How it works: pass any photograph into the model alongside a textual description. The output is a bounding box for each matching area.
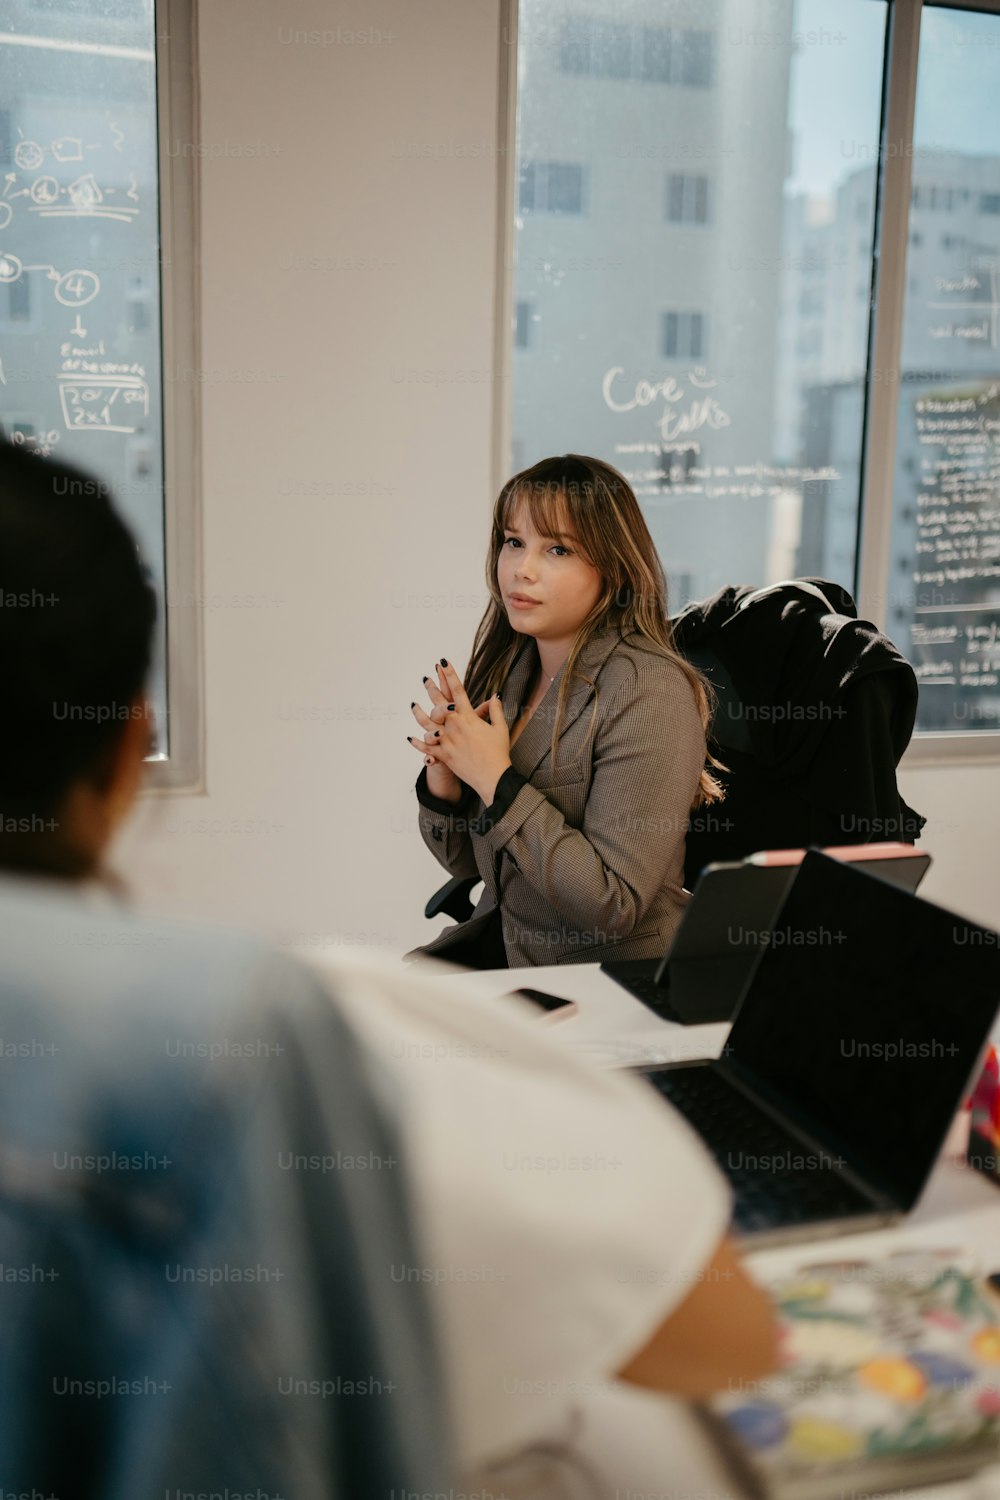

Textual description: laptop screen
[726,850,1000,1209]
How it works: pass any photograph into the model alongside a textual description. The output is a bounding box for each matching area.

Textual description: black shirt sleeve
[469,765,528,834]
[414,766,477,817]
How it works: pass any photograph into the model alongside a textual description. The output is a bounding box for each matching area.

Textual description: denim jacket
[0,873,450,1499]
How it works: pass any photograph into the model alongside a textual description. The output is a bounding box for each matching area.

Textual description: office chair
[424,872,479,924]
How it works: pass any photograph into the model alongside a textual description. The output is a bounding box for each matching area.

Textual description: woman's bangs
[499,478,582,550]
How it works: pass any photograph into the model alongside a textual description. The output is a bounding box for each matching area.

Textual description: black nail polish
[440,658,448,667]
[422,676,429,684]
[410,701,415,708]
[447,703,455,711]
[434,730,440,737]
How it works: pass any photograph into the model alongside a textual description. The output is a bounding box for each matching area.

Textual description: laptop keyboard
[603,960,742,1025]
[646,1065,874,1233]
[613,973,679,1020]
[601,961,684,1021]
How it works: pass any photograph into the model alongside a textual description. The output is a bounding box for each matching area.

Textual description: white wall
[118,0,505,958]
[117,0,1000,949]
[899,765,999,931]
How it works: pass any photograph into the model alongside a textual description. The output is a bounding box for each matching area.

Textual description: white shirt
[294,947,733,1474]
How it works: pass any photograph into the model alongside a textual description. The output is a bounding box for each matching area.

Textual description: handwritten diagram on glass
[885,6,1000,734]
[0,1,166,750]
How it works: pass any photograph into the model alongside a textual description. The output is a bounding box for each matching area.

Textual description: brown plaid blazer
[410,627,707,968]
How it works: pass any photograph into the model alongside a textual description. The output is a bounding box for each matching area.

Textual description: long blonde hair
[464,454,724,808]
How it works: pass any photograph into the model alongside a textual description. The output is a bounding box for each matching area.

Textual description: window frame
[660,308,707,362]
[518,158,587,215]
[498,0,1000,766]
[555,17,715,86]
[665,171,711,226]
[145,0,203,792]
[514,297,534,350]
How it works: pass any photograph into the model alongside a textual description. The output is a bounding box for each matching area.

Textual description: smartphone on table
[503,988,578,1020]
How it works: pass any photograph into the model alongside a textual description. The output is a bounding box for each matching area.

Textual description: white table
[442,960,1000,1500]
[437,957,732,1065]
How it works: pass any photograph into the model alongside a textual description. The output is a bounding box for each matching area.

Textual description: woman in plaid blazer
[406,455,722,969]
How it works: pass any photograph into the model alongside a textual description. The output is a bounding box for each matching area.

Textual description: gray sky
[786,0,886,199]
[786,0,1000,201]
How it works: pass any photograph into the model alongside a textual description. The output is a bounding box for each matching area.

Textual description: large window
[0,0,199,786]
[509,0,1000,755]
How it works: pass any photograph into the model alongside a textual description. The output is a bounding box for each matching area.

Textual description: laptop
[603,843,932,1025]
[634,850,1000,1247]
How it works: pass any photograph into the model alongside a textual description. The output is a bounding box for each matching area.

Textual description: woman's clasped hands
[408,660,511,809]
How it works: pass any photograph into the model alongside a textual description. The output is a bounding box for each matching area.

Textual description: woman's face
[497,500,604,644]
